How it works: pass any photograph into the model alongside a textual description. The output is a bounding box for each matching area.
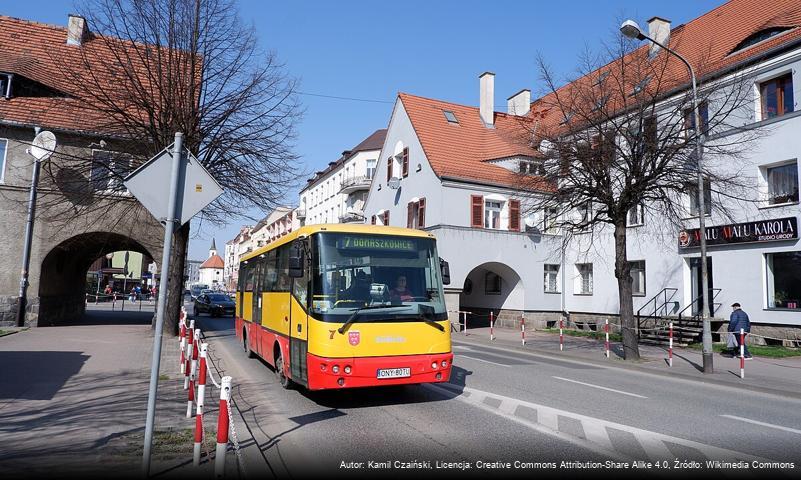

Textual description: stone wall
[0,295,18,327]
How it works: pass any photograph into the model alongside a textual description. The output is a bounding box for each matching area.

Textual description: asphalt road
[194,314,801,478]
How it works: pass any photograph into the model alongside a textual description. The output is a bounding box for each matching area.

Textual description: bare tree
[39,0,302,333]
[516,34,768,360]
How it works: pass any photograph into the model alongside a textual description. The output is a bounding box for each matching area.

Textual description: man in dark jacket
[728,302,752,359]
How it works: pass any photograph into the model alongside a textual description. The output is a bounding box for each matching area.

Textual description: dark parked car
[194,293,236,317]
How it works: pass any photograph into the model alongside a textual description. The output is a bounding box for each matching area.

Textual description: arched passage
[459,262,525,328]
[38,232,157,325]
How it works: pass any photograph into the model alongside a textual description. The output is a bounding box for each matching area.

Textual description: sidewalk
[0,309,248,478]
[454,325,801,398]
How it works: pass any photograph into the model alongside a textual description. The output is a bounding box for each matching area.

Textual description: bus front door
[252,263,263,356]
[289,294,308,386]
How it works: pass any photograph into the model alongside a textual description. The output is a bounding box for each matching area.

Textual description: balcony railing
[339,211,366,223]
[339,175,371,194]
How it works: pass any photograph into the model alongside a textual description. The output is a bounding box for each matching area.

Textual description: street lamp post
[621,20,713,373]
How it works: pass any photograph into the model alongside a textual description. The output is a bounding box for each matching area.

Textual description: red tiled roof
[200,254,224,269]
[399,92,550,190]
[0,15,167,136]
[301,129,387,191]
[533,0,801,133]
[400,0,801,190]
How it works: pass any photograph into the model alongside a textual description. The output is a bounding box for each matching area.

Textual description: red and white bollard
[740,328,745,379]
[604,319,609,358]
[559,319,564,351]
[179,316,187,374]
[490,311,495,341]
[462,312,468,336]
[668,322,674,367]
[193,343,209,467]
[215,376,232,479]
[184,320,195,390]
[521,313,526,346]
[187,328,200,418]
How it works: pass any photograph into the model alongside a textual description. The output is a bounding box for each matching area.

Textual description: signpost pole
[142,133,185,476]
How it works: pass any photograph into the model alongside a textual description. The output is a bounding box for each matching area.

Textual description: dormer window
[518,160,545,175]
[443,110,459,124]
[593,71,610,87]
[630,76,652,96]
[729,27,793,55]
[0,74,10,98]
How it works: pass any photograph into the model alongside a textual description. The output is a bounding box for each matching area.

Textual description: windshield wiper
[417,304,444,331]
[337,304,409,334]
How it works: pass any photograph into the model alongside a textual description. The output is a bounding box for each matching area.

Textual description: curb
[453,333,801,401]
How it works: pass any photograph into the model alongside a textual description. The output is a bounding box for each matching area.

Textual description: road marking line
[429,383,771,464]
[456,355,511,368]
[720,415,801,435]
[552,376,648,399]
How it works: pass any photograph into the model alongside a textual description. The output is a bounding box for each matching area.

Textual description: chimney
[647,16,671,57]
[67,14,87,46]
[479,72,495,127]
[507,89,531,116]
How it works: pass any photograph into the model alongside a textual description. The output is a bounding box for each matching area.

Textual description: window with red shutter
[509,200,520,232]
[407,202,414,228]
[402,147,409,177]
[383,211,390,226]
[418,198,426,228]
[471,195,483,228]
[387,157,393,182]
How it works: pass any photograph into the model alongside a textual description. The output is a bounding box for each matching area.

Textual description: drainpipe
[15,126,42,326]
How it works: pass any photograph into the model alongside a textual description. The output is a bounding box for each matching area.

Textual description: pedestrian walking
[130,287,137,303]
[728,302,752,359]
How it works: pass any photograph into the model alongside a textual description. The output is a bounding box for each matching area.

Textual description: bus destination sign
[678,217,797,250]
[337,236,417,252]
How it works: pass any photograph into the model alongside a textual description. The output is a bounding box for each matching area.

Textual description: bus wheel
[275,348,291,389]
[243,331,254,359]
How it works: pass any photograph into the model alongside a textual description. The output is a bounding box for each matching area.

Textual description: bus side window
[276,245,291,292]
[261,250,278,292]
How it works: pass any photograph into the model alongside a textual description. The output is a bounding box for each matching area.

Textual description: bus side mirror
[289,242,304,278]
[440,259,450,285]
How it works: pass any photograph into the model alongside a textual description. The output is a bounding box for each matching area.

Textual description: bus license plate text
[377,367,411,379]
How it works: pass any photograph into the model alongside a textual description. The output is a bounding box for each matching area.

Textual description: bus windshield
[311,233,447,322]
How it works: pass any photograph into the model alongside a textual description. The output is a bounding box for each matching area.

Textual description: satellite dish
[524,215,537,228]
[539,139,554,154]
[30,131,57,161]
[388,177,400,190]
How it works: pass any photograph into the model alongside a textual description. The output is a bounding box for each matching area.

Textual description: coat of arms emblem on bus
[348,331,361,346]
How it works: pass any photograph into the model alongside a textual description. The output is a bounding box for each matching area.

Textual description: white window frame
[366,158,377,179]
[764,251,801,310]
[629,260,646,296]
[759,159,799,207]
[627,204,645,227]
[544,264,560,294]
[0,138,8,184]
[484,200,503,229]
[543,207,559,234]
[574,263,593,295]
[685,178,712,218]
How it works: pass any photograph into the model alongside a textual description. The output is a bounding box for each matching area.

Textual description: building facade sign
[678,217,797,250]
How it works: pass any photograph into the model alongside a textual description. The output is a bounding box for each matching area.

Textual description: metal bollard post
[187,328,200,418]
[463,312,468,336]
[669,322,673,367]
[184,320,195,390]
[521,313,526,346]
[740,328,745,379]
[490,311,495,341]
[559,318,564,351]
[179,318,187,375]
[193,343,208,467]
[215,376,232,479]
[604,319,609,359]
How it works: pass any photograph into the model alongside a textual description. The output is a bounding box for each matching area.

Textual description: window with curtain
[760,73,794,120]
[576,263,593,294]
[544,264,560,293]
[767,162,799,204]
[629,261,646,296]
[484,200,502,229]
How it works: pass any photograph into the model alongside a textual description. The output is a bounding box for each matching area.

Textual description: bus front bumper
[306,352,453,390]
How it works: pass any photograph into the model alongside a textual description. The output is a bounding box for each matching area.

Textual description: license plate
[376,367,411,379]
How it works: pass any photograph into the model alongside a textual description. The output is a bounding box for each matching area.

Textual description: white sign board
[124,144,223,226]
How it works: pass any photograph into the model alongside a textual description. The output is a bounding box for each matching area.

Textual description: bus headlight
[344,366,351,374]
[441,360,448,368]
[431,362,438,369]
[332,365,340,374]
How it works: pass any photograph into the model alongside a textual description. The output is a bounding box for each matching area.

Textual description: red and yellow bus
[235,224,453,390]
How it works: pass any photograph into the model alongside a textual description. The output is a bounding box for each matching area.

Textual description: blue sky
[5,0,724,260]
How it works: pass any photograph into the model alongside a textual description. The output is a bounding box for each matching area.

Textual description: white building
[224,226,252,290]
[184,259,202,287]
[249,206,300,251]
[199,239,225,289]
[364,0,801,342]
[298,129,386,225]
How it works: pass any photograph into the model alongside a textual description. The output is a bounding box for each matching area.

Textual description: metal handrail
[636,287,678,336]
[677,288,722,322]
